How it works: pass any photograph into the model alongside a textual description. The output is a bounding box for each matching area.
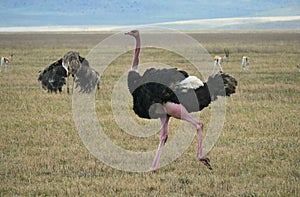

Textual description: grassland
[0,30,299,196]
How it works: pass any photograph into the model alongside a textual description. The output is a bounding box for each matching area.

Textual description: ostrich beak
[125,30,138,36]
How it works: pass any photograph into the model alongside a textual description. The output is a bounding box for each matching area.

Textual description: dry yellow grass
[0,31,299,196]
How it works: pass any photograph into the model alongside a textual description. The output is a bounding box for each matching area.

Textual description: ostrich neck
[132,35,140,71]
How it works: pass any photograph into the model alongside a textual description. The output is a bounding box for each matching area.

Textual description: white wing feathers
[177,76,204,92]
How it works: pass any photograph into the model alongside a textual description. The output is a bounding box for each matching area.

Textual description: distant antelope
[297,65,300,72]
[213,48,229,73]
[0,54,13,72]
[241,56,250,71]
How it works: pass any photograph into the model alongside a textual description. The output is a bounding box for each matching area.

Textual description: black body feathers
[128,68,187,118]
[74,59,100,93]
[38,52,100,93]
[128,68,237,119]
[38,59,67,93]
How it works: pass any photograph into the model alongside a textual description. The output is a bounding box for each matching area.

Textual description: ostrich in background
[38,58,67,93]
[125,30,238,172]
[38,51,100,93]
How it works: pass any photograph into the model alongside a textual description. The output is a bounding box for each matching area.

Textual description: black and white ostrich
[38,58,67,93]
[125,30,238,171]
[38,51,100,93]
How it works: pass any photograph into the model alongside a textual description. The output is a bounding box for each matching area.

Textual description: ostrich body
[74,57,100,93]
[125,30,237,171]
[38,51,100,93]
[38,58,67,93]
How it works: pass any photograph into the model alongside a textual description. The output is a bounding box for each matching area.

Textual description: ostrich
[38,51,100,93]
[241,56,250,71]
[125,30,238,171]
[38,58,67,93]
[213,48,229,73]
[74,58,101,93]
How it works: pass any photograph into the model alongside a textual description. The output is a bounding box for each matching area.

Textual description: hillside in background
[0,16,299,32]
[0,0,299,29]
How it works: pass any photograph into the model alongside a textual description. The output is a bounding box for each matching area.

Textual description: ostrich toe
[199,158,212,170]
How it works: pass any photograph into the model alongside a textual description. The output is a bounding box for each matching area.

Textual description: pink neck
[132,35,140,71]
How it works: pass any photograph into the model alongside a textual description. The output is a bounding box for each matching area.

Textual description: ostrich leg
[67,75,70,94]
[165,102,212,170]
[150,117,170,172]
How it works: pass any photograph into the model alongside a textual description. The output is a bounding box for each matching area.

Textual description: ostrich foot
[148,168,157,173]
[199,158,212,170]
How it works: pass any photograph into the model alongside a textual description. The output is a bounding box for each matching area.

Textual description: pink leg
[150,117,169,172]
[165,102,212,170]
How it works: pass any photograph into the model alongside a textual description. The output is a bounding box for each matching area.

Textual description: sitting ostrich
[38,51,100,93]
[61,51,100,93]
[38,58,67,93]
[125,30,238,171]
[73,56,101,93]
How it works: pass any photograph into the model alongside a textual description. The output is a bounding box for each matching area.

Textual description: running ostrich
[125,30,238,171]
[213,48,229,73]
[38,51,100,93]
[241,56,250,71]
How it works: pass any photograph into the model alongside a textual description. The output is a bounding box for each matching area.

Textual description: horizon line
[0,16,299,32]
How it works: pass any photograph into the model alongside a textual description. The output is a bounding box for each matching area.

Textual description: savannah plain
[0,30,299,196]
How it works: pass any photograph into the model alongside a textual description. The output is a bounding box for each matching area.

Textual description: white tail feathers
[178,76,204,91]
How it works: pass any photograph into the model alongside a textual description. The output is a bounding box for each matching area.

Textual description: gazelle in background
[0,54,13,72]
[297,65,300,72]
[241,56,250,71]
[213,48,229,73]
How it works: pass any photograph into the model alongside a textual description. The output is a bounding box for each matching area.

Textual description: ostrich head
[62,51,82,75]
[125,30,139,38]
